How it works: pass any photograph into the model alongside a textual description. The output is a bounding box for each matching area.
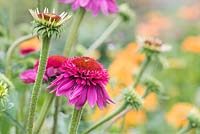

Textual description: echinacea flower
[19,37,40,55]
[20,55,66,83]
[48,56,113,110]
[137,36,171,53]
[29,8,72,37]
[59,0,118,16]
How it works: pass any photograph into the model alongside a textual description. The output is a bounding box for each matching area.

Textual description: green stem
[3,111,25,133]
[26,35,51,134]
[83,103,127,134]
[69,107,83,134]
[118,114,126,134]
[5,34,34,78]
[142,90,150,99]
[133,56,151,88]
[63,7,85,56]
[52,97,60,134]
[34,94,55,134]
[177,124,192,134]
[86,17,122,54]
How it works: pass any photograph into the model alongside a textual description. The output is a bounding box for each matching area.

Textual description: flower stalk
[69,107,83,134]
[5,34,34,78]
[52,97,60,134]
[177,124,192,134]
[86,17,122,54]
[3,111,25,132]
[83,103,127,134]
[34,94,55,134]
[26,35,51,134]
[133,56,151,88]
[63,7,85,56]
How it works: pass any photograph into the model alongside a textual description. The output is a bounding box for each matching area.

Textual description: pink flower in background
[58,0,118,16]
[20,55,66,83]
[48,56,113,110]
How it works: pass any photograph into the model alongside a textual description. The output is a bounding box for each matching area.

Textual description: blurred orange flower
[178,4,200,21]
[166,103,195,128]
[117,110,146,128]
[136,85,158,111]
[19,37,40,55]
[136,12,172,38]
[182,36,200,53]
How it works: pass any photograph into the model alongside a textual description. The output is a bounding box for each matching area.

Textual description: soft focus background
[1,0,200,134]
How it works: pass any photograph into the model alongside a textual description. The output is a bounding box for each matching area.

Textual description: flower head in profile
[187,108,200,128]
[0,81,8,100]
[137,36,171,54]
[20,55,66,83]
[59,0,118,16]
[29,8,72,37]
[19,37,40,55]
[48,56,113,110]
[0,74,14,111]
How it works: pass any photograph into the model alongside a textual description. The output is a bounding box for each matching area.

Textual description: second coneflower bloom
[48,56,113,110]
[20,55,67,83]
[59,0,118,16]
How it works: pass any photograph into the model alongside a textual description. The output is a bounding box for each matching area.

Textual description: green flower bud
[187,109,200,128]
[0,73,14,111]
[123,88,143,110]
[0,81,8,99]
[118,4,135,22]
[143,76,163,95]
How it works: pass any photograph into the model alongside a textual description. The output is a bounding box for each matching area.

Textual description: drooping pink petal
[87,86,97,108]
[75,88,87,110]
[100,0,109,15]
[79,0,90,7]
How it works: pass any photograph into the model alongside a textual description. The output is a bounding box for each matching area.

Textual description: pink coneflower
[59,0,118,16]
[20,55,66,83]
[48,56,113,110]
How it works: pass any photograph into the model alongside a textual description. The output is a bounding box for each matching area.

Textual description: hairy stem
[86,17,122,54]
[34,94,55,134]
[51,97,60,134]
[63,7,85,56]
[133,56,151,88]
[69,107,83,134]
[26,35,51,134]
[5,34,34,78]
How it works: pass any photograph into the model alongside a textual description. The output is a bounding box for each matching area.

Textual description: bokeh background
[1,0,200,133]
